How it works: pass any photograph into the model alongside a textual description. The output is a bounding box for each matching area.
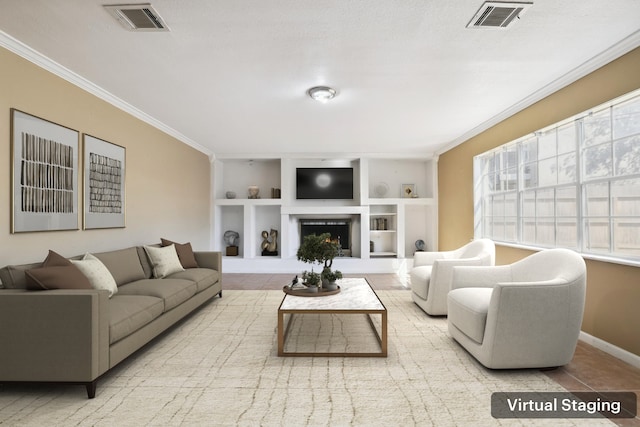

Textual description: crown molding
[437,29,640,156]
[0,30,213,157]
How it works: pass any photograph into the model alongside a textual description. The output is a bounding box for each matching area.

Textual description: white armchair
[410,239,495,315]
[447,248,586,369]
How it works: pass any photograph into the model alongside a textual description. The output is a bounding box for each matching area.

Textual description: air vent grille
[104,3,169,31]
[467,1,532,29]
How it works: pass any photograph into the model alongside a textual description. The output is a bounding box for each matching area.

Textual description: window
[474,89,640,263]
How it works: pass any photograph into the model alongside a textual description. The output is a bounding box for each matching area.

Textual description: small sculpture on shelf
[224,230,239,256]
[260,228,278,256]
[248,185,259,199]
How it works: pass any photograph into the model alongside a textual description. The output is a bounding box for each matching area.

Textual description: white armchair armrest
[411,239,496,315]
[413,251,446,267]
[450,264,511,290]
[425,258,492,314]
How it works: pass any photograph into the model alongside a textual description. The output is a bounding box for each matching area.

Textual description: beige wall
[438,47,640,357]
[0,47,211,267]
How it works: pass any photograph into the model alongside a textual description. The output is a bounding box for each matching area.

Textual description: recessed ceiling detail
[104,3,169,31]
[466,1,533,29]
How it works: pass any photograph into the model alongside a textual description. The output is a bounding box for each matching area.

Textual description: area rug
[0,290,614,426]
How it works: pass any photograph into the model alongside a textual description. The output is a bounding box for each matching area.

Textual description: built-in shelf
[213,156,438,273]
[370,251,398,258]
[216,198,282,206]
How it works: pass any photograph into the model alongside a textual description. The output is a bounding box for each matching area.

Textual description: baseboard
[579,331,640,370]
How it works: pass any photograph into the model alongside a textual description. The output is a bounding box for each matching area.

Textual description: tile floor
[222,273,640,426]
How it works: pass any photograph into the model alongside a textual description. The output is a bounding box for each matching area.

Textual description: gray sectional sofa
[0,244,222,398]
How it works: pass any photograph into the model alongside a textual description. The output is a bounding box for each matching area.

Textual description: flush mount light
[308,86,337,102]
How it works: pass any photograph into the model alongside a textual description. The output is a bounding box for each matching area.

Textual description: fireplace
[299,219,351,257]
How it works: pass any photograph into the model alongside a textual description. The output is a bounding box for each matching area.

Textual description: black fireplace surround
[299,219,351,254]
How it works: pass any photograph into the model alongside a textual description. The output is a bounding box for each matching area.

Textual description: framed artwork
[10,109,79,233]
[83,134,126,229]
[402,183,416,198]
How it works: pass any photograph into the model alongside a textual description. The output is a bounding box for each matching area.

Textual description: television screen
[296,167,354,199]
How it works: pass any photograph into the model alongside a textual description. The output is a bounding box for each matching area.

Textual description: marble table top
[279,277,385,311]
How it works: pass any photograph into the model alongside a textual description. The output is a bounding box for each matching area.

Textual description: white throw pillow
[144,244,185,278]
[71,253,118,298]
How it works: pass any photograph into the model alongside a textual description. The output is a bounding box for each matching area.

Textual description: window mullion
[576,118,585,253]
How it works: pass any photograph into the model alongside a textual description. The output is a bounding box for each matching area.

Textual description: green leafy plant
[321,266,342,283]
[297,233,342,286]
[296,233,339,269]
[301,270,321,287]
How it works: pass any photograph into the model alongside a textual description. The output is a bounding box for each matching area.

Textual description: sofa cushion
[71,253,118,298]
[447,287,493,344]
[410,265,432,300]
[93,247,146,287]
[143,245,185,279]
[24,250,92,291]
[161,238,198,269]
[117,278,197,312]
[25,265,92,291]
[0,262,43,289]
[137,246,154,279]
[41,250,69,267]
[108,295,164,344]
[167,268,220,293]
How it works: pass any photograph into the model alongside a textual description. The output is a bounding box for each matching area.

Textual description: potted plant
[321,267,342,290]
[301,270,321,292]
[297,233,342,291]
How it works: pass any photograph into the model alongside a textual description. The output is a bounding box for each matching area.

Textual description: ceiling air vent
[104,3,169,31]
[466,1,532,29]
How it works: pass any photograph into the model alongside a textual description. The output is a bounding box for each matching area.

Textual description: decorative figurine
[261,228,278,256]
[224,230,240,256]
[248,185,259,199]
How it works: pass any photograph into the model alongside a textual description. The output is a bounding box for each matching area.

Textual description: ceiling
[1,1,639,159]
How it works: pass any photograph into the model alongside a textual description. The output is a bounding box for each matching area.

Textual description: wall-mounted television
[296,167,354,200]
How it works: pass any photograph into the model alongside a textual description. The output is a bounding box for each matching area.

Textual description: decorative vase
[225,191,236,199]
[248,186,259,199]
[322,279,338,291]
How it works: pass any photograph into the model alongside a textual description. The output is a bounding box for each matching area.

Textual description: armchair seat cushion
[448,287,492,344]
[409,266,432,299]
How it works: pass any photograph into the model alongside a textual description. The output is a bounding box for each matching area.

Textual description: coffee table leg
[277,310,284,356]
[381,310,388,357]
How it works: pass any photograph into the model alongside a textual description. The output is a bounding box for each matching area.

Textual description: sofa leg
[86,381,97,399]
[219,291,223,298]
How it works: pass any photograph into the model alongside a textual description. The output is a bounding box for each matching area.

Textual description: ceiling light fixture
[308,86,337,102]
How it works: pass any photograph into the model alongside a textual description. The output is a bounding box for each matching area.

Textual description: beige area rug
[0,290,614,427]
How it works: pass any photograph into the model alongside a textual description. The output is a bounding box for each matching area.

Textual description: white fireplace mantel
[281,206,368,215]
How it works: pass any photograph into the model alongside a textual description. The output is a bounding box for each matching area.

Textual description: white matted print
[83,134,125,229]
[402,183,416,198]
[11,109,79,233]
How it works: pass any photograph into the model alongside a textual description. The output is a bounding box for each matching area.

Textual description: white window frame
[474,88,640,267]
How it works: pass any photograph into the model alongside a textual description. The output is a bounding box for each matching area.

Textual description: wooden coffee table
[277,277,387,357]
